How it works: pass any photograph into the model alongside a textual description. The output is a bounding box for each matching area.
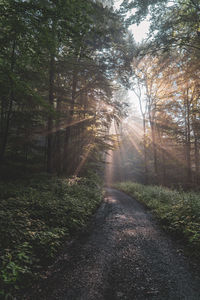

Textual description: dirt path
[36,188,200,300]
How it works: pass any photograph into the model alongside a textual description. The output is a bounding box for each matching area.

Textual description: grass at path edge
[114,182,200,258]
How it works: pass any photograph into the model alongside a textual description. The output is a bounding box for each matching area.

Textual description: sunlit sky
[129,21,149,43]
[126,17,149,115]
[114,0,150,43]
[114,0,150,115]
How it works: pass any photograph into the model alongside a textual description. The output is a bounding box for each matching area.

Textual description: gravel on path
[35,188,200,300]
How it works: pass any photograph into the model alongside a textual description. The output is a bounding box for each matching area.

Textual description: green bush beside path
[0,174,102,298]
[115,182,200,257]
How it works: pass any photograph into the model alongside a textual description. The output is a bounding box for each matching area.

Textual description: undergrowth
[115,182,200,257]
[0,174,102,299]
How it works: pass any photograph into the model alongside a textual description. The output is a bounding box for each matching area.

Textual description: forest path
[37,188,200,300]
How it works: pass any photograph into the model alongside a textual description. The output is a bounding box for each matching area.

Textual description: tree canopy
[0,0,135,178]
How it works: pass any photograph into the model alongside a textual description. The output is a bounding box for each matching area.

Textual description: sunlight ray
[125,129,144,158]
[104,121,117,186]
[74,142,95,176]
[36,116,95,136]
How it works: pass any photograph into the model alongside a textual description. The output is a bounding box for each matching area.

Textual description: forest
[0,0,200,298]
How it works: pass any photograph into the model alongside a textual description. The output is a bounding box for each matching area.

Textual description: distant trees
[114,0,200,188]
[123,52,200,188]
[0,0,134,177]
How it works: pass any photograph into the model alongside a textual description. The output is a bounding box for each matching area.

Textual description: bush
[0,175,102,298]
[115,182,200,256]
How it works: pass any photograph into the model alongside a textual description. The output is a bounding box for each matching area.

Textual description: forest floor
[31,188,200,300]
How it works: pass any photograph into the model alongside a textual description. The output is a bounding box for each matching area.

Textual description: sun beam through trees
[1,0,200,297]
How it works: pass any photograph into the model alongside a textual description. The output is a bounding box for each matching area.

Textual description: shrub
[115,182,200,256]
[0,174,102,298]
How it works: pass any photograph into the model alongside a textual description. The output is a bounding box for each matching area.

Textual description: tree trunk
[143,116,148,184]
[150,117,158,181]
[194,135,199,183]
[55,98,62,175]
[47,54,55,173]
[63,69,77,174]
[185,90,192,184]
[0,39,16,162]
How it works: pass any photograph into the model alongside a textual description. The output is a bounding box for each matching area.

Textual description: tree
[0,0,134,178]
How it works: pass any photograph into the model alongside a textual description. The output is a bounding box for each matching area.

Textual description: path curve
[37,188,200,300]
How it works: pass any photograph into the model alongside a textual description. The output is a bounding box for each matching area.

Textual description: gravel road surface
[36,188,200,300]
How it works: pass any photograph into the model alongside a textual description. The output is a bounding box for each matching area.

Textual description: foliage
[120,0,200,52]
[120,50,200,188]
[0,174,102,298]
[0,0,134,176]
[116,0,200,189]
[115,182,200,256]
